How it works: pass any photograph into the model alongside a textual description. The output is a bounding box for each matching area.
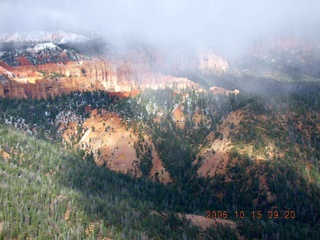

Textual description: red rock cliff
[0,59,200,99]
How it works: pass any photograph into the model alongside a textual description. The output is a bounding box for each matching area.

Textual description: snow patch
[32,43,59,51]
[0,30,89,44]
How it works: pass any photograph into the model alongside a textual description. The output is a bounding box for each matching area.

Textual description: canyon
[0,31,237,99]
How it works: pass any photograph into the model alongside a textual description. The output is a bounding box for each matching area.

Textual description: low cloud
[0,0,319,53]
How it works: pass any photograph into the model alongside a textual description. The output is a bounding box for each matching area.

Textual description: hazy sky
[0,0,319,49]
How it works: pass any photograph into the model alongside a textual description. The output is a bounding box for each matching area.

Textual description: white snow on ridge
[30,43,59,52]
[0,30,89,44]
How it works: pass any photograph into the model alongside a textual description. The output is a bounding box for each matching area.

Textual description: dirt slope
[194,110,243,178]
[61,109,172,183]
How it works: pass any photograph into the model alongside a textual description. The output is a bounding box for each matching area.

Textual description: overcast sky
[0,0,319,50]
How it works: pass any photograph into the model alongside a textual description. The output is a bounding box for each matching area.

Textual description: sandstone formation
[197,49,229,74]
[0,59,200,99]
[209,86,240,95]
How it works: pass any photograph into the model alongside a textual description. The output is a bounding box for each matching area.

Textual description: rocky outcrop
[197,49,229,74]
[131,44,229,76]
[209,86,240,95]
[0,59,200,99]
[171,104,186,129]
[0,79,27,98]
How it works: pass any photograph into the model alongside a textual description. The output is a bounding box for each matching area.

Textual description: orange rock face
[0,59,200,99]
[0,80,27,98]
